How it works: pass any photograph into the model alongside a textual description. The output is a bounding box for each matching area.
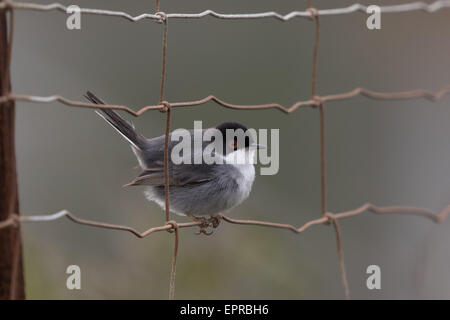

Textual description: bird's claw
[195,226,213,236]
[187,214,222,236]
[209,215,222,229]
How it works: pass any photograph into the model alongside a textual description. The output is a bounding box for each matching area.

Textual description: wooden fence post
[0,5,25,300]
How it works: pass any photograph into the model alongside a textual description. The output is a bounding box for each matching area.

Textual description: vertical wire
[310,11,320,98]
[307,5,326,217]
[163,106,171,222]
[159,19,168,104]
[319,103,326,216]
[158,17,170,222]
[307,4,350,298]
[155,10,178,301]
[330,218,350,299]
[168,222,179,300]
[307,2,350,299]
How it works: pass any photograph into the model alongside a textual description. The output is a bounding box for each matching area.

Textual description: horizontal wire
[1,84,449,116]
[0,1,449,22]
[222,203,450,233]
[1,210,202,237]
[1,0,448,300]
[1,203,448,235]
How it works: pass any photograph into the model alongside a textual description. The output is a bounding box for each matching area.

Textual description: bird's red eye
[230,138,238,150]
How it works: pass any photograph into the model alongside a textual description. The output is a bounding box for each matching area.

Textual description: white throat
[224,148,256,166]
[224,148,256,207]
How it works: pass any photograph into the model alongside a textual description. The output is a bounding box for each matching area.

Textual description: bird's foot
[186,214,222,235]
[209,215,222,229]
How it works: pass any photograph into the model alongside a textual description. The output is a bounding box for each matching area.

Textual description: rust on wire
[0,0,449,301]
[221,203,450,232]
[157,13,171,223]
[158,13,168,103]
[167,220,179,300]
[306,2,347,296]
[0,202,449,298]
[318,104,327,216]
[305,4,326,217]
[6,210,203,237]
[1,203,448,234]
[156,7,178,299]
[1,84,450,116]
[327,215,350,300]
[307,7,320,98]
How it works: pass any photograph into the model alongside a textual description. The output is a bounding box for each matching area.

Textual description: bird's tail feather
[85,91,147,150]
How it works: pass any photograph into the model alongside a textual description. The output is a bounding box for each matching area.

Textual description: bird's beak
[250,143,266,149]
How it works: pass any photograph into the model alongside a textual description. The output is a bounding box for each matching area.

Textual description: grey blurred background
[12,0,450,299]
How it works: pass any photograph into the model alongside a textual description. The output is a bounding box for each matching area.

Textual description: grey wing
[127,128,221,186]
[134,128,208,168]
[124,163,218,187]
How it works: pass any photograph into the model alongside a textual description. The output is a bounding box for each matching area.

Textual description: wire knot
[306,7,319,20]
[155,11,167,24]
[1,0,12,9]
[166,220,178,233]
[159,101,170,113]
[0,214,20,229]
[325,212,335,225]
[0,93,13,105]
[11,214,20,227]
[311,95,323,108]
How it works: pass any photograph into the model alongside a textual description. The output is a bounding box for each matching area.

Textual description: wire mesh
[0,0,449,300]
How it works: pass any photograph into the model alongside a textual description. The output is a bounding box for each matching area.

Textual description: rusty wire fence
[0,0,450,300]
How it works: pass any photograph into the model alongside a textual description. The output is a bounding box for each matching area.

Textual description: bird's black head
[215,122,253,155]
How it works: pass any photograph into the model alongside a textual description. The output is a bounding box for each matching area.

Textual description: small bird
[85,91,262,227]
